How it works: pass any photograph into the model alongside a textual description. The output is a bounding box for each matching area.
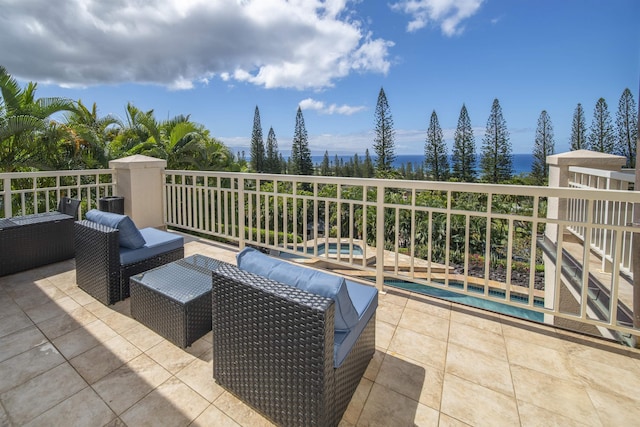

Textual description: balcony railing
[567,166,635,276]
[0,169,116,218]
[164,170,640,340]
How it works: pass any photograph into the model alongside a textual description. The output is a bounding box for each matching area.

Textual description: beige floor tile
[120,377,209,427]
[0,402,9,427]
[375,319,396,351]
[440,373,519,427]
[0,343,65,394]
[450,305,503,334]
[175,350,225,403]
[437,413,473,427]
[376,299,404,325]
[511,365,600,426]
[0,294,23,323]
[447,320,508,361]
[375,353,443,410]
[120,322,164,352]
[12,282,67,311]
[146,340,197,374]
[0,326,48,363]
[587,387,640,426]
[379,288,410,308]
[569,355,640,400]
[363,349,385,381]
[23,387,116,427]
[445,343,514,397]
[388,326,447,370]
[191,404,241,427]
[341,377,373,425]
[213,391,276,427]
[52,319,119,360]
[398,306,450,342]
[70,335,142,384]
[92,354,172,415]
[0,309,34,339]
[25,295,82,324]
[357,383,429,426]
[501,318,571,353]
[405,294,452,319]
[66,288,98,306]
[83,299,115,319]
[0,363,87,425]
[37,306,98,340]
[505,336,576,382]
[517,400,595,427]
[101,310,140,334]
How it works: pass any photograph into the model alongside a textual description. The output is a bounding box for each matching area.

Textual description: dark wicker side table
[130,255,221,348]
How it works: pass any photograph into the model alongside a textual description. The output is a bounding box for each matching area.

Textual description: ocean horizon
[311,153,535,175]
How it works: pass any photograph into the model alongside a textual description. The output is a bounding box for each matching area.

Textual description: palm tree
[0,66,76,171]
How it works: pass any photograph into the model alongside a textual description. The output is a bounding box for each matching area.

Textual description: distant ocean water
[311,153,535,175]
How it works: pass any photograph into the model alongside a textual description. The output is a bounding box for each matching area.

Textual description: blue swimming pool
[297,242,364,256]
[386,280,544,322]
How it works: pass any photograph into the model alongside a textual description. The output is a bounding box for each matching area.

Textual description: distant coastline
[311,153,535,175]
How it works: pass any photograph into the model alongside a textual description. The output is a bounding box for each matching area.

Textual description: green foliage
[570,103,587,151]
[615,88,637,167]
[424,110,449,181]
[290,107,313,175]
[480,98,513,183]
[452,104,476,182]
[588,97,615,154]
[250,106,265,172]
[373,87,395,176]
[531,110,555,185]
[264,126,281,173]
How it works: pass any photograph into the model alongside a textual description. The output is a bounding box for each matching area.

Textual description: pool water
[300,242,364,256]
[386,280,544,322]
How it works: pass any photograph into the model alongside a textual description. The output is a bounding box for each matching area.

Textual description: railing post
[376,183,385,293]
[109,155,167,229]
[238,176,246,250]
[2,177,11,218]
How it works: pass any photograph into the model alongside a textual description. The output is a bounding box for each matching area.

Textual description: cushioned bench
[212,247,377,427]
[74,210,184,305]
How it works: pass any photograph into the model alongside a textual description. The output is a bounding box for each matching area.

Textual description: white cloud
[390,0,484,36]
[299,98,366,115]
[0,0,392,90]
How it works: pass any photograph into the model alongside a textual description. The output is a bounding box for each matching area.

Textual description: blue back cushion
[237,247,359,331]
[85,209,146,249]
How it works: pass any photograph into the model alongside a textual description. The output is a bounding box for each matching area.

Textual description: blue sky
[1,0,638,155]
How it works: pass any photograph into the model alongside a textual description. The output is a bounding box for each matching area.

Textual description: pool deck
[2,233,640,426]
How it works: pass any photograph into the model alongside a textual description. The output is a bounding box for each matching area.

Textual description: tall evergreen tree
[452,104,476,181]
[570,103,588,150]
[363,149,375,178]
[480,98,512,183]
[531,110,555,184]
[424,110,449,181]
[319,150,331,176]
[352,153,362,177]
[250,106,265,172]
[588,98,615,154]
[290,106,313,175]
[615,88,638,167]
[373,87,396,176]
[265,126,280,173]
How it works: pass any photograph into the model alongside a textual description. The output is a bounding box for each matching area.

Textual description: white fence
[567,166,635,276]
[0,169,116,219]
[164,170,640,338]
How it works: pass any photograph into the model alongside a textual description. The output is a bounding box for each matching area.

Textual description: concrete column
[109,155,167,229]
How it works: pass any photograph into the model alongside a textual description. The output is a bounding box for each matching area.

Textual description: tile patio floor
[2,234,640,426]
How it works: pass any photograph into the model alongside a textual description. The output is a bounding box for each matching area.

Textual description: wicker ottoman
[130,255,221,348]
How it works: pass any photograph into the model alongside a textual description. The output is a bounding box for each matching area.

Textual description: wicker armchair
[211,262,376,427]
[74,219,184,305]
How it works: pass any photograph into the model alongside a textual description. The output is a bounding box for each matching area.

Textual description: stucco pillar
[109,155,167,229]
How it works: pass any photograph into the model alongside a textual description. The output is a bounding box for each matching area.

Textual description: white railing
[164,170,640,338]
[0,169,117,219]
[567,166,635,276]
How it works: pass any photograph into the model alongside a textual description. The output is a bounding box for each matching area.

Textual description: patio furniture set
[67,207,378,426]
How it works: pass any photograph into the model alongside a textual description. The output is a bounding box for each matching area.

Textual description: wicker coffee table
[130,255,222,348]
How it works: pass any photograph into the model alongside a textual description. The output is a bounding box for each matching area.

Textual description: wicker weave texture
[1,213,74,277]
[74,221,184,305]
[212,263,375,427]
[130,256,217,348]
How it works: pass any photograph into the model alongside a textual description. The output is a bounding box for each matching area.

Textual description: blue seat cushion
[236,247,359,332]
[85,209,146,249]
[119,228,184,265]
[334,280,378,368]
